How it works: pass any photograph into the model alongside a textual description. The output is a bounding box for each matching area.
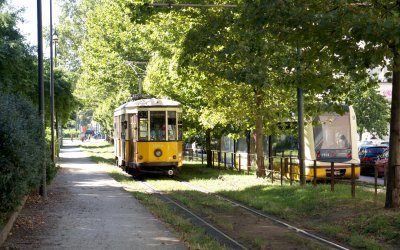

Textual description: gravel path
[1,140,186,250]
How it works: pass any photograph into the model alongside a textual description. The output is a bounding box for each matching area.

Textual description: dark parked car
[359,145,388,176]
[375,149,389,177]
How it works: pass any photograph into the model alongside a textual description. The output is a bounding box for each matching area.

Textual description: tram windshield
[314,112,351,160]
[138,111,148,140]
[168,111,177,140]
[137,110,182,141]
[150,111,166,141]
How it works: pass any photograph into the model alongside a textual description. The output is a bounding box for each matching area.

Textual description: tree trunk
[206,129,212,168]
[255,92,265,178]
[385,49,400,208]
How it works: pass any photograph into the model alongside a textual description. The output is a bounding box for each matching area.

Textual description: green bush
[63,128,80,139]
[0,93,47,215]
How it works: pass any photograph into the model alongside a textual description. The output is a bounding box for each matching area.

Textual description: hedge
[0,93,50,221]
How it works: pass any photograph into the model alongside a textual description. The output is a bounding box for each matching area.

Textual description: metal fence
[184,149,386,198]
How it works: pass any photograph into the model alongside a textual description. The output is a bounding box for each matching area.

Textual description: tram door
[114,116,119,159]
[120,115,127,162]
[129,114,137,163]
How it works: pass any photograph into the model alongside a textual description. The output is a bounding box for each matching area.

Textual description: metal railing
[184,149,386,198]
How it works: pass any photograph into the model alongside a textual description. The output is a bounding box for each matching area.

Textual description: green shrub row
[0,93,53,218]
[63,128,80,138]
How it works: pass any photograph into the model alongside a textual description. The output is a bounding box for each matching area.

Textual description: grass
[81,141,400,250]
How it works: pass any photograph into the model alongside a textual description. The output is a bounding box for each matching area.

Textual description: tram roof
[115,98,182,112]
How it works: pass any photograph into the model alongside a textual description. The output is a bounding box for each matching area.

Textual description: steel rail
[178,180,350,250]
[137,180,249,250]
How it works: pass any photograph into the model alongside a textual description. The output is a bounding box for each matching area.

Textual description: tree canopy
[57,0,400,207]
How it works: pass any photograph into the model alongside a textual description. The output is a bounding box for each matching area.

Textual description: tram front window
[314,113,351,150]
[168,111,177,141]
[314,113,351,159]
[138,111,148,141]
[150,111,166,141]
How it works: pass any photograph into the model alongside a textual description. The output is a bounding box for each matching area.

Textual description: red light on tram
[347,150,351,159]
[316,150,320,159]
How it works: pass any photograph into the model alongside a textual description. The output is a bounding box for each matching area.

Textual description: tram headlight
[138,155,143,160]
[154,149,162,157]
[173,155,176,159]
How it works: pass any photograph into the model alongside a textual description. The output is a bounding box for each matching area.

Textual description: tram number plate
[326,170,341,176]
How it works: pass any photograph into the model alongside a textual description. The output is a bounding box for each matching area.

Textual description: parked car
[375,149,389,177]
[380,141,389,146]
[359,145,388,176]
[357,140,374,150]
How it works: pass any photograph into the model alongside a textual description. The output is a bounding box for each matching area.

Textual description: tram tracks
[136,178,351,250]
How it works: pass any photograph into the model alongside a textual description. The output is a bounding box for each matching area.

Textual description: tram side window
[138,111,148,141]
[150,111,166,141]
[177,112,182,140]
[113,116,118,139]
[167,111,177,141]
[121,116,127,139]
[131,114,137,140]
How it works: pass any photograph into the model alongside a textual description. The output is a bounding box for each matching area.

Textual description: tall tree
[260,0,400,208]
[350,78,390,140]
[0,2,37,102]
[178,2,352,176]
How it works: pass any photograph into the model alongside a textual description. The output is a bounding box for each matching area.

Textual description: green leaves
[350,78,390,139]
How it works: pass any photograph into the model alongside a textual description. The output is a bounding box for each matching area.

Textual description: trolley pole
[37,0,46,198]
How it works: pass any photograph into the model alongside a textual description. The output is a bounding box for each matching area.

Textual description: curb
[0,196,28,246]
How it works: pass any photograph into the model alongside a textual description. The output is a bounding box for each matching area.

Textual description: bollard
[238,154,241,173]
[351,164,355,198]
[289,157,293,185]
[247,154,250,175]
[224,152,227,169]
[271,157,274,183]
[280,158,283,186]
[384,164,387,186]
[212,151,215,167]
[330,162,334,192]
[374,164,378,197]
[231,153,234,170]
[313,160,317,187]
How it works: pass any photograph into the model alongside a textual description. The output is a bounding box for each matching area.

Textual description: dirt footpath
[1,140,186,250]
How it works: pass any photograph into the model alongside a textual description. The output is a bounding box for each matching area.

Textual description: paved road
[359,175,385,186]
[2,140,186,250]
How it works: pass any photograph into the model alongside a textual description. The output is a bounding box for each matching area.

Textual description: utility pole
[297,48,306,186]
[50,0,55,162]
[37,0,46,198]
[297,87,306,185]
[53,29,60,155]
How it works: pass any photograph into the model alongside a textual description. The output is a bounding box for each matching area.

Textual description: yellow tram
[114,98,183,177]
[274,105,361,180]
